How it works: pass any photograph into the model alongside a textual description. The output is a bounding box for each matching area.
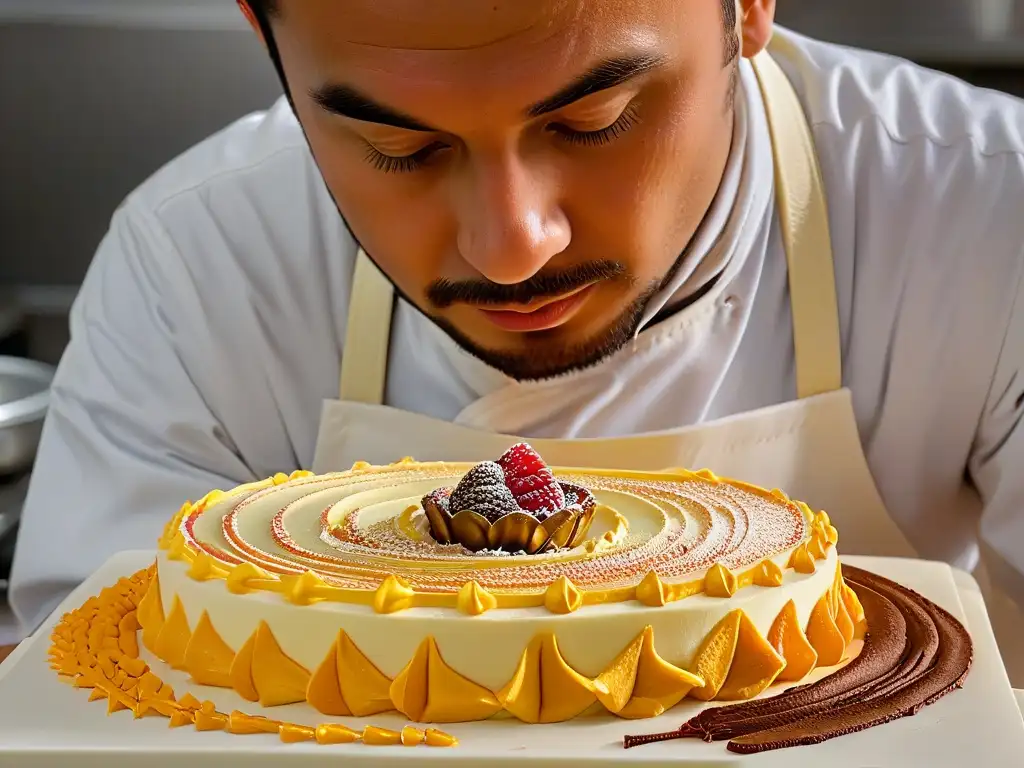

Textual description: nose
[455,152,570,284]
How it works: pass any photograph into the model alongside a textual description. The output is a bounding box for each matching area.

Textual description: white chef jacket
[10,27,1024,637]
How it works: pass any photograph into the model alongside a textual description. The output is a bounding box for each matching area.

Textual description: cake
[47,443,972,754]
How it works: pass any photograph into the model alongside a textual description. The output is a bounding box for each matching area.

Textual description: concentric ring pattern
[180,462,811,601]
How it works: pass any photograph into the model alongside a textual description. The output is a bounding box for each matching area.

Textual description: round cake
[136,444,863,725]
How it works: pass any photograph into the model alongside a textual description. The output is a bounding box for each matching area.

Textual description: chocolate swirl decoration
[623,565,974,754]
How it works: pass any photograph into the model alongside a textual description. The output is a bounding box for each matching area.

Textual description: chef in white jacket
[8,0,1024,683]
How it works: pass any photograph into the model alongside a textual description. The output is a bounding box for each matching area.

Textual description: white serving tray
[0,551,1021,767]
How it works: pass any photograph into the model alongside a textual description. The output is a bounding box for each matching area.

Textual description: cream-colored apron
[311,47,1024,681]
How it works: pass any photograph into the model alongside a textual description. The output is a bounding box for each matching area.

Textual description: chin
[432,294,653,382]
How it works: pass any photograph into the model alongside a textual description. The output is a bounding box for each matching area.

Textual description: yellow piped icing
[390,637,502,723]
[497,634,597,723]
[183,611,235,688]
[456,580,497,616]
[153,596,191,670]
[705,563,738,598]
[373,575,415,614]
[544,575,583,614]
[251,621,311,707]
[47,566,455,749]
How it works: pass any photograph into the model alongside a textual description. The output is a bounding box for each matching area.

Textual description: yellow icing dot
[186,552,229,582]
[543,575,583,614]
[456,580,497,616]
[705,563,738,598]
[401,725,425,746]
[753,559,784,588]
[373,575,415,614]
[635,571,668,607]
[788,542,817,574]
[425,728,459,747]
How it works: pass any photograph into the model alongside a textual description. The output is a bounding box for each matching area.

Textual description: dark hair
[249,0,736,26]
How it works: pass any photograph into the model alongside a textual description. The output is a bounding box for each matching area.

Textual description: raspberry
[496,443,566,514]
[448,462,520,522]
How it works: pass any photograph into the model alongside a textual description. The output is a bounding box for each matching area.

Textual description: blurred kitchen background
[2,0,1024,639]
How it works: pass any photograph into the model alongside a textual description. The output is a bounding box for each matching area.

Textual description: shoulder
[772,26,1024,158]
[91,95,358,346]
[772,27,1024,329]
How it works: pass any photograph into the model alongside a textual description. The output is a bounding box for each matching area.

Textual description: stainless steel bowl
[0,357,55,476]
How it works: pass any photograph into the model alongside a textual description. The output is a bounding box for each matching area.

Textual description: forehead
[274,0,695,126]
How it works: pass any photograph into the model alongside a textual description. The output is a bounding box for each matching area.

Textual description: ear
[237,1,267,46]
[738,0,776,58]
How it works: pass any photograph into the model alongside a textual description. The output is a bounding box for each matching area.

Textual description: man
[5,0,1023,685]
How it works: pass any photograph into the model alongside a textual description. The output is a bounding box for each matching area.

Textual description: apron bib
[311,45,1024,679]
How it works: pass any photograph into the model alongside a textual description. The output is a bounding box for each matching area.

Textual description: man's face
[264,0,747,379]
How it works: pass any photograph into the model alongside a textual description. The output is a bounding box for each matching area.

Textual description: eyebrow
[309,52,665,132]
[527,54,666,117]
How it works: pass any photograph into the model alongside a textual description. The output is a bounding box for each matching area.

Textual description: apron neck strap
[339,251,394,404]
[751,45,843,398]
[340,47,843,403]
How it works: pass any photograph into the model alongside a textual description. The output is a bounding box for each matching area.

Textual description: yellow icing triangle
[497,634,596,723]
[152,596,191,670]
[183,611,235,688]
[336,631,394,716]
[615,626,703,719]
[390,637,501,723]
[690,611,741,701]
[767,599,818,682]
[228,631,259,702]
[834,586,855,645]
[842,582,866,627]
[251,621,311,707]
[136,571,165,656]
[306,636,351,716]
[806,592,846,666]
[594,631,643,713]
[716,612,785,700]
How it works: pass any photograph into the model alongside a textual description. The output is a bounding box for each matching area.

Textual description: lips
[477,285,595,333]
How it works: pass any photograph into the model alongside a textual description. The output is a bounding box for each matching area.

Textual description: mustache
[427,260,630,309]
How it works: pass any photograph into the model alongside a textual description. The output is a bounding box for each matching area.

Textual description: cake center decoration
[421,443,597,554]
